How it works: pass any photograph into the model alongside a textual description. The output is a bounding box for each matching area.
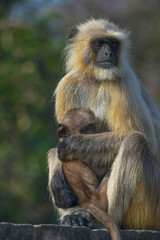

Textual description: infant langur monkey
[57,108,121,240]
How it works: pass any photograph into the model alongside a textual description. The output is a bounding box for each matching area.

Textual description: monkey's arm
[55,72,77,123]
[48,148,77,208]
[58,133,125,164]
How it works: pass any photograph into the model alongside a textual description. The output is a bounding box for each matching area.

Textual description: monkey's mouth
[98,60,115,68]
[99,60,112,63]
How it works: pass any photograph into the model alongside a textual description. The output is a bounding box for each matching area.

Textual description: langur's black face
[91,37,120,69]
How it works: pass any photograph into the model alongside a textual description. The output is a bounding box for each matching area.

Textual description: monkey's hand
[58,135,88,162]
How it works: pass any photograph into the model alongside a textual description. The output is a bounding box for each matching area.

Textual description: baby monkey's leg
[63,161,99,205]
[62,161,100,228]
[63,162,121,240]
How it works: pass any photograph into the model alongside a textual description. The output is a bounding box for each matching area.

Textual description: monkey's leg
[48,148,77,208]
[58,132,125,164]
[63,162,121,238]
[94,173,109,211]
[63,161,99,198]
[60,161,99,228]
[107,132,160,229]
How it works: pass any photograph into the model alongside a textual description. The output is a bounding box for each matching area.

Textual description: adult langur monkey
[48,19,160,230]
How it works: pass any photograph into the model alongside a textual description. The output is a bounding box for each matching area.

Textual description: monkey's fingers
[58,134,93,160]
[57,136,80,162]
[57,138,71,162]
[60,214,93,228]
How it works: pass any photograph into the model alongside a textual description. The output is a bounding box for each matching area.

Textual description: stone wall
[0,223,160,240]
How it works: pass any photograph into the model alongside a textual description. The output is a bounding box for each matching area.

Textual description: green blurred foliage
[0,14,65,223]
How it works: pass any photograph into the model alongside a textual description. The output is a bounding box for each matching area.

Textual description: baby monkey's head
[58,108,96,140]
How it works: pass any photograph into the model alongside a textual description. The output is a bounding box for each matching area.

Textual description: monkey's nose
[105,51,112,57]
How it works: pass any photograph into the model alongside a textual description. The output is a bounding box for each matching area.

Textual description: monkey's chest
[91,95,109,122]
[65,81,110,124]
[88,86,110,124]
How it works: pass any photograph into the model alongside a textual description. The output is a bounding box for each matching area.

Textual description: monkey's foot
[53,188,77,209]
[51,175,77,208]
[60,213,93,228]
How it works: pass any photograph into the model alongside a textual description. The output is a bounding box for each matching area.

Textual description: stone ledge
[0,222,160,240]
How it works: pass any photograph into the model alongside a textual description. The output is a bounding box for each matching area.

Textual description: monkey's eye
[110,39,119,48]
[94,40,103,49]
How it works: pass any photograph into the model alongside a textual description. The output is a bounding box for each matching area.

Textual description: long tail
[82,202,121,240]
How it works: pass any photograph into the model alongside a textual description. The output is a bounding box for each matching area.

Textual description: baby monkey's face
[57,108,96,140]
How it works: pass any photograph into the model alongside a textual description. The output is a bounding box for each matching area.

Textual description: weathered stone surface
[0,222,160,240]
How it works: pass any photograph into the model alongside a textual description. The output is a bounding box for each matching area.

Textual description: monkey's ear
[80,121,96,135]
[58,124,70,139]
[68,26,78,41]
